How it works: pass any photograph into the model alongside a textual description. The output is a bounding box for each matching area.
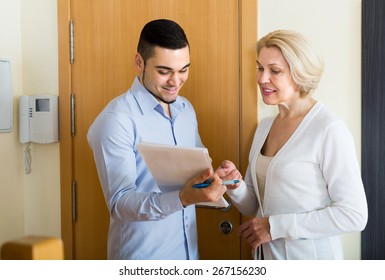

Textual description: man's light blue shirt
[87,77,203,259]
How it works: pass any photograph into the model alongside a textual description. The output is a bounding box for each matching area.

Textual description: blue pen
[193,179,240,189]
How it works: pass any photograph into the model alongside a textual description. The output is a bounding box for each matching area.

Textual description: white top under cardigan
[256,153,273,208]
[227,102,368,260]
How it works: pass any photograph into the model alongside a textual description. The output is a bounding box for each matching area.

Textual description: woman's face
[256,46,300,107]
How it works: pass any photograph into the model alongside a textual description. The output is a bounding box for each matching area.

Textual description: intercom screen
[36,98,50,112]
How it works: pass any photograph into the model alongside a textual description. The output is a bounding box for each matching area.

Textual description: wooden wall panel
[361,0,385,260]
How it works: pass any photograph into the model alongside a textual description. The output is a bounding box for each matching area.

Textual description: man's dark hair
[137,19,189,62]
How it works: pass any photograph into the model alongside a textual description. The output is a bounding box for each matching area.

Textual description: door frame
[57,0,258,260]
[58,0,73,260]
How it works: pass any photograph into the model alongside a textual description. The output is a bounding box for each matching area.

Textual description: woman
[217,30,368,259]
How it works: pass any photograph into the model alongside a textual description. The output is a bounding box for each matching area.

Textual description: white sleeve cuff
[269,213,298,240]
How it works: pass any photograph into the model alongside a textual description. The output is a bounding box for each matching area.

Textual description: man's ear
[134,53,143,71]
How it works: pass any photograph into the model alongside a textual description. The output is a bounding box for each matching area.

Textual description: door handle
[219,220,233,235]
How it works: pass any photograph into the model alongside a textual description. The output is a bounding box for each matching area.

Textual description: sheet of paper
[195,197,229,208]
[137,142,229,208]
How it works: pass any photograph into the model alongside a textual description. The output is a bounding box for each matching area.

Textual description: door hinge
[70,93,75,136]
[72,180,77,223]
[69,20,74,64]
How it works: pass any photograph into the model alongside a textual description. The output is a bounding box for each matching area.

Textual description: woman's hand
[215,160,242,189]
[238,217,272,249]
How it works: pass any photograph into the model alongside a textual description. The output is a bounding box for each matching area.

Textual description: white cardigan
[227,102,368,260]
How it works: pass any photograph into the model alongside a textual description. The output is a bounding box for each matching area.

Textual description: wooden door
[58,0,258,259]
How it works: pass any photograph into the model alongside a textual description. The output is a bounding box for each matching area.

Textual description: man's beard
[142,68,177,104]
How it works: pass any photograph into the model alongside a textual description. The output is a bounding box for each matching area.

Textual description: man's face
[136,46,190,104]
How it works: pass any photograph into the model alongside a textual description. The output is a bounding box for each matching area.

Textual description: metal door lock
[219,220,233,235]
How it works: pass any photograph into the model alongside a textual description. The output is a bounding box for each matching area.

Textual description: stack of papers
[137,142,229,208]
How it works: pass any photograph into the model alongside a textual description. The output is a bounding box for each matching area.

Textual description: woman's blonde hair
[257,30,324,97]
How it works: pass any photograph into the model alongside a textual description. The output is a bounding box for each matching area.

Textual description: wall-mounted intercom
[0,59,13,133]
[19,95,59,144]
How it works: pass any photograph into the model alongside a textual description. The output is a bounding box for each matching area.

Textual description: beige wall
[0,0,25,245]
[0,0,363,259]
[20,0,60,236]
[0,0,60,248]
[258,0,362,259]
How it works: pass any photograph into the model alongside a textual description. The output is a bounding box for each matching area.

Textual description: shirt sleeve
[87,111,184,222]
[269,121,368,240]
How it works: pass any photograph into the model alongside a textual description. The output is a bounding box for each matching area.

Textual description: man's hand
[179,168,226,207]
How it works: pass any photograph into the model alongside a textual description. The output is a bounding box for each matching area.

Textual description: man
[87,19,227,260]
